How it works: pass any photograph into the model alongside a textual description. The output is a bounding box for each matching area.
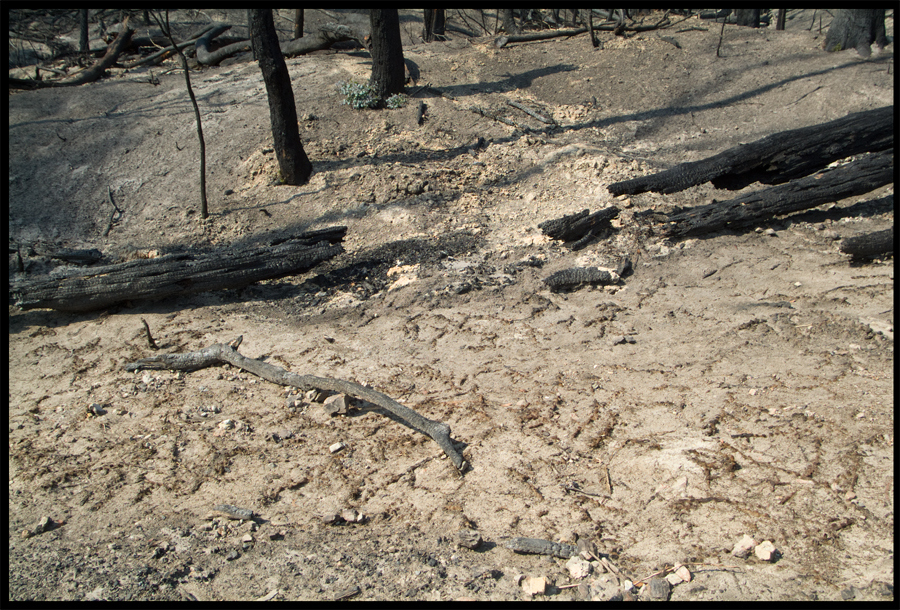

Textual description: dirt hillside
[8,9,894,601]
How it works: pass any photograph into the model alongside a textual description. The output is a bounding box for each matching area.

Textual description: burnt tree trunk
[500,9,520,35]
[293,9,304,39]
[734,9,760,28]
[11,228,346,312]
[79,9,89,53]
[775,9,786,31]
[423,9,447,42]
[249,9,312,186]
[824,9,887,57]
[651,152,893,238]
[608,106,893,196]
[369,9,405,101]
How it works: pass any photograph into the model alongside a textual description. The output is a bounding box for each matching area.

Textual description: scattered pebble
[210,504,254,521]
[522,575,548,596]
[225,550,240,561]
[754,540,778,562]
[21,516,57,539]
[566,555,592,579]
[648,576,671,601]
[456,528,482,550]
[324,394,351,416]
[732,534,757,558]
[329,442,346,454]
[673,564,692,583]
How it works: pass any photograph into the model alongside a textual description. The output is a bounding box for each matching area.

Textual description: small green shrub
[338,80,379,110]
[385,93,408,109]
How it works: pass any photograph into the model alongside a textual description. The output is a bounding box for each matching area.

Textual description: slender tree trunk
[775,9,786,31]
[79,9,89,53]
[153,11,208,219]
[293,9,304,39]
[249,9,312,186]
[368,9,405,101]
[824,9,887,57]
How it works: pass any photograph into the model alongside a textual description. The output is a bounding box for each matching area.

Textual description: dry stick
[154,10,209,219]
[140,318,158,350]
[506,100,556,125]
[716,19,726,57]
[103,186,122,237]
[121,24,219,69]
[124,337,468,472]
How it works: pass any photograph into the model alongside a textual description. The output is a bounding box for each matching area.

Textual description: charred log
[11,228,346,312]
[608,106,893,196]
[840,228,893,259]
[650,152,893,238]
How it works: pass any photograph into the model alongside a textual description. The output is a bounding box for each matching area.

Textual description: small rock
[673,564,692,583]
[566,555,592,579]
[731,534,757,558]
[241,533,254,543]
[648,577,671,601]
[665,572,683,586]
[754,540,778,562]
[456,528,482,550]
[218,419,234,430]
[341,508,359,523]
[225,550,240,561]
[589,574,621,601]
[307,389,328,403]
[324,394,351,416]
[329,442,346,454]
[224,189,234,196]
[763,228,777,236]
[522,575,548,596]
[211,504,254,521]
[88,403,107,416]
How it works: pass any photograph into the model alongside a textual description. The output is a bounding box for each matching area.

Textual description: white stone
[731,534,757,558]
[566,556,592,579]
[755,540,778,561]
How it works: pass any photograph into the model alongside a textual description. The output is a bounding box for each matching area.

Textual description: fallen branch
[124,336,468,472]
[9,20,135,89]
[468,105,529,131]
[122,24,223,69]
[503,537,577,558]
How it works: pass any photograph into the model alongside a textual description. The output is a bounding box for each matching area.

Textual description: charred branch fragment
[538,207,619,246]
[840,228,894,259]
[543,267,613,292]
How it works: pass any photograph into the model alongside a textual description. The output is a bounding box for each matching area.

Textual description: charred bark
[651,152,893,238]
[369,9,406,101]
[538,207,619,246]
[839,228,894,259]
[249,9,312,186]
[608,106,893,196]
[11,228,345,312]
[543,267,614,292]
[824,9,887,57]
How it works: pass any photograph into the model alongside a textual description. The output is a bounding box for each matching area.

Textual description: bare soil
[8,9,894,601]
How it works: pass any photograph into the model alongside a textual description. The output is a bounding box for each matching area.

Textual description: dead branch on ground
[9,19,135,89]
[124,336,468,472]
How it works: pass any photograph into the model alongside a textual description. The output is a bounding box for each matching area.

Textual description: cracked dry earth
[8,9,894,601]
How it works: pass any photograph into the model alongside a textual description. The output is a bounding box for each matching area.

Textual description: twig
[716,20,726,57]
[103,185,123,237]
[124,337,468,472]
[506,100,556,125]
[141,318,158,349]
